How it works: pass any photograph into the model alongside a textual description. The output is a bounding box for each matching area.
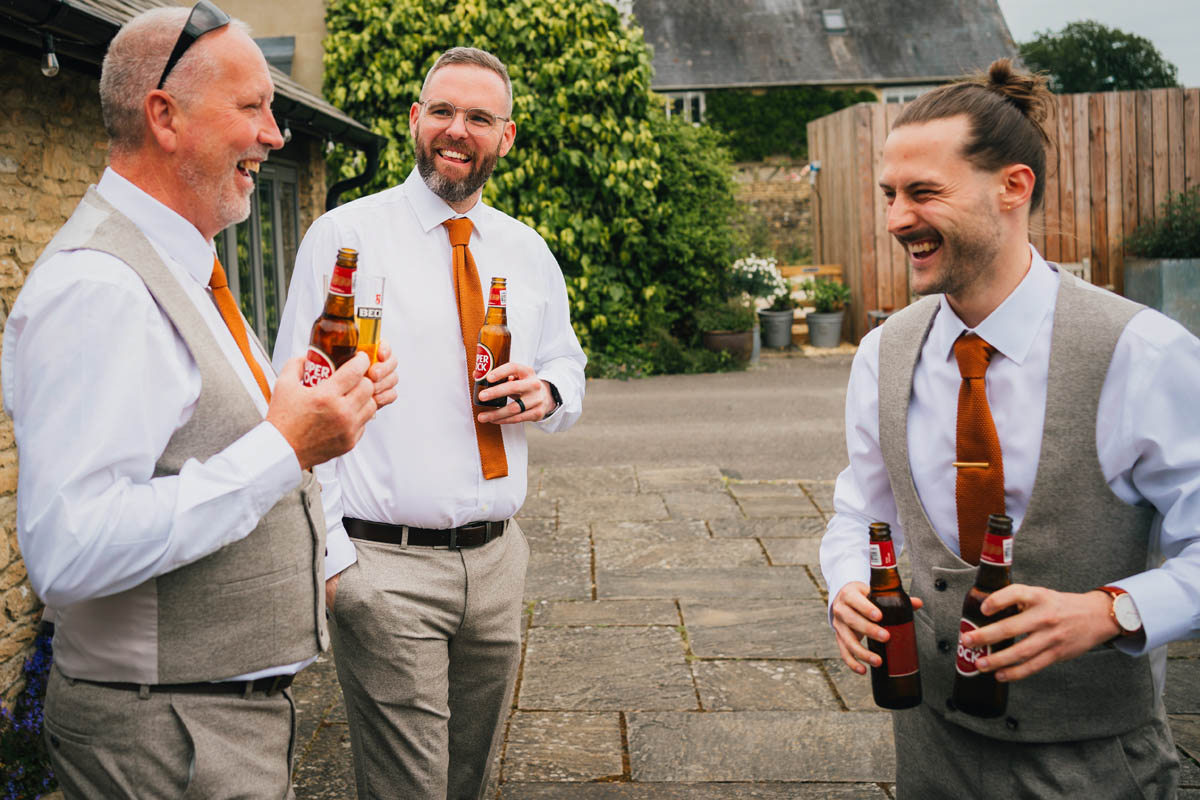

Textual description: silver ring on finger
[514,396,526,413]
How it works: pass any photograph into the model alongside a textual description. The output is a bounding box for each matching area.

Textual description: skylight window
[822,9,847,33]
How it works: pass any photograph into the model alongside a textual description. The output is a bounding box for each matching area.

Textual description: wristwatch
[545,381,563,416]
[1098,585,1143,637]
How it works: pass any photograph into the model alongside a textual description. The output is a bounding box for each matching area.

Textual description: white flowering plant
[729,254,789,307]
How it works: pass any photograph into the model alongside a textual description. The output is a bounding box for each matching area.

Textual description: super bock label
[488,285,507,308]
[979,534,1013,567]
[473,343,494,381]
[955,619,988,676]
[869,540,898,569]
[302,346,335,387]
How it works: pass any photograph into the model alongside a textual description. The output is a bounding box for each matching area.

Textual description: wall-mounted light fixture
[41,32,59,77]
[281,119,292,144]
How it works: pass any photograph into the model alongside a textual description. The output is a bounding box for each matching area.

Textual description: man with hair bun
[820,58,1199,796]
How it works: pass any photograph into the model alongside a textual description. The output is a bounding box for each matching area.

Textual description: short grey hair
[99,6,250,156]
[419,47,513,116]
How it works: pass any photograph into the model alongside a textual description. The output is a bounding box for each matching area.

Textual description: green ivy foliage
[323,0,742,375]
[704,86,878,162]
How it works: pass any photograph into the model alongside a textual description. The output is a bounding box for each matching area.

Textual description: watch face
[1113,593,1141,632]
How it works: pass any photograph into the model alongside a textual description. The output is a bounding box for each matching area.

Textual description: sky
[996,0,1200,87]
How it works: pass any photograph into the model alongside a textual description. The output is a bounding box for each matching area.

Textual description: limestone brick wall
[0,52,109,701]
[732,158,814,265]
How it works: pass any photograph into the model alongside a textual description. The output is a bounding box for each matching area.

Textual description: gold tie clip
[953,462,990,468]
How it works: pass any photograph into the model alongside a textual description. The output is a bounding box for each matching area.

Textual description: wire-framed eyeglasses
[419,100,510,132]
[156,0,232,90]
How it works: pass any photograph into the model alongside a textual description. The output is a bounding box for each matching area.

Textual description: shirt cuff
[1107,570,1190,655]
[324,521,357,581]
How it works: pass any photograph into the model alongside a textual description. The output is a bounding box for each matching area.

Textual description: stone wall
[732,158,813,265]
[0,51,109,702]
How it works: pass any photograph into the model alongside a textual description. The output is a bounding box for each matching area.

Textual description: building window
[882,85,937,104]
[214,161,301,354]
[664,91,705,124]
[822,9,846,33]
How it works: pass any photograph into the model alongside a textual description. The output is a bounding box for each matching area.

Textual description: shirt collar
[929,244,1059,367]
[96,167,216,287]
[403,168,489,238]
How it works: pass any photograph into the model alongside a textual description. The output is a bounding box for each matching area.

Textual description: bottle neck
[324,266,356,318]
[869,538,902,591]
[975,532,1013,589]
[485,283,507,325]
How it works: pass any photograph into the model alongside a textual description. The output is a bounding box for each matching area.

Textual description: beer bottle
[866,522,922,709]
[472,277,511,407]
[302,247,359,387]
[952,513,1018,718]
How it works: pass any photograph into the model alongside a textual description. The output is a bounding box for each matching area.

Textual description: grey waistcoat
[877,270,1156,742]
[33,187,329,684]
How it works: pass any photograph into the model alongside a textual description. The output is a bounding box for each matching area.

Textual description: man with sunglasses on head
[274,46,586,799]
[1,4,398,798]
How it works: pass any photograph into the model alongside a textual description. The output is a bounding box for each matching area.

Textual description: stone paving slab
[662,491,743,520]
[1180,744,1200,786]
[595,539,766,571]
[626,711,894,782]
[517,496,558,521]
[823,659,878,712]
[760,538,821,566]
[1172,640,1200,658]
[1169,661,1200,714]
[524,523,592,602]
[682,599,841,659]
[727,481,808,498]
[514,517,559,541]
[637,465,726,493]
[693,660,841,711]
[592,520,710,541]
[562,494,670,523]
[597,567,819,600]
[709,518,827,539]
[533,599,681,627]
[799,481,837,511]
[498,784,890,799]
[541,465,639,497]
[293,722,355,799]
[503,712,624,781]
[738,495,826,519]
[1173,715,1200,764]
[520,627,696,711]
[292,653,343,758]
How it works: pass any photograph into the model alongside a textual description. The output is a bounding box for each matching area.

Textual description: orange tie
[954,333,1004,565]
[444,218,508,480]
[209,256,272,403]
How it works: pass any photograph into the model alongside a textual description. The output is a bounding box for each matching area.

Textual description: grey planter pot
[806,310,845,348]
[1124,258,1200,338]
[757,309,794,348]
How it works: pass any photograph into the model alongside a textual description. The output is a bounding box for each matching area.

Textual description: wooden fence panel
[808,87,1197,343]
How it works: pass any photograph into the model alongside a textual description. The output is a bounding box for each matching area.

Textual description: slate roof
[633,0,1019,91]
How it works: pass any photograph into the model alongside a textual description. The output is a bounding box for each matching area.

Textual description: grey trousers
[44,665,297,799]
[330,520,530,800]
[893,699,1180,799]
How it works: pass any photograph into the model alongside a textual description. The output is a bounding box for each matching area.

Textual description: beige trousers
[330,520,529,800]
[44,666,297,799]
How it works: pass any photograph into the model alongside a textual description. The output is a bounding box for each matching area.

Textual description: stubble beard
[178,154,257,233]
[908,203,1004,299]
[414,126,501,206]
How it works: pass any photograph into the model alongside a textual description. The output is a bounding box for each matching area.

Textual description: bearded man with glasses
[2,3,398,797]
[274,46,586,799]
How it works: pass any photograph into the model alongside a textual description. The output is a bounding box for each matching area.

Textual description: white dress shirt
[2,168,313,679]
[273,169,587,577]
[821,246,1200,690]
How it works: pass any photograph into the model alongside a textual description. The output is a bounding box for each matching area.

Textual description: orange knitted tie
[209,256,272,402]
[444,218,508,480]
[954,332,1004,565]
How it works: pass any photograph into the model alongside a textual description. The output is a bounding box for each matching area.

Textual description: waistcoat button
[934,578,948,591]
[937,639,951,653]
[1006,717,1019,730]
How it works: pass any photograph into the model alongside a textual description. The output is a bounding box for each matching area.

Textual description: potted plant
[730,254,793,350]
[696,297,757,362]
[1124,187,1200,337]
[798,277,851,348]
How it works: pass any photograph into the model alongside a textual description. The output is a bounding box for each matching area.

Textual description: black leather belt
[76,673,294,696]
[344,517,507,549]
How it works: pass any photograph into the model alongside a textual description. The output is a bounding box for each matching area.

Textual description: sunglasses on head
[156,0,232,90]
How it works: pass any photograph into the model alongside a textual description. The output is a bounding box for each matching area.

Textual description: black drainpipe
[325,138,383,211]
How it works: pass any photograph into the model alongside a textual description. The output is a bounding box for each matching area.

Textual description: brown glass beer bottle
[472,277,511,407]
[866,522,922,709]
[952,513,1018,718]
[302,247,359,387]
